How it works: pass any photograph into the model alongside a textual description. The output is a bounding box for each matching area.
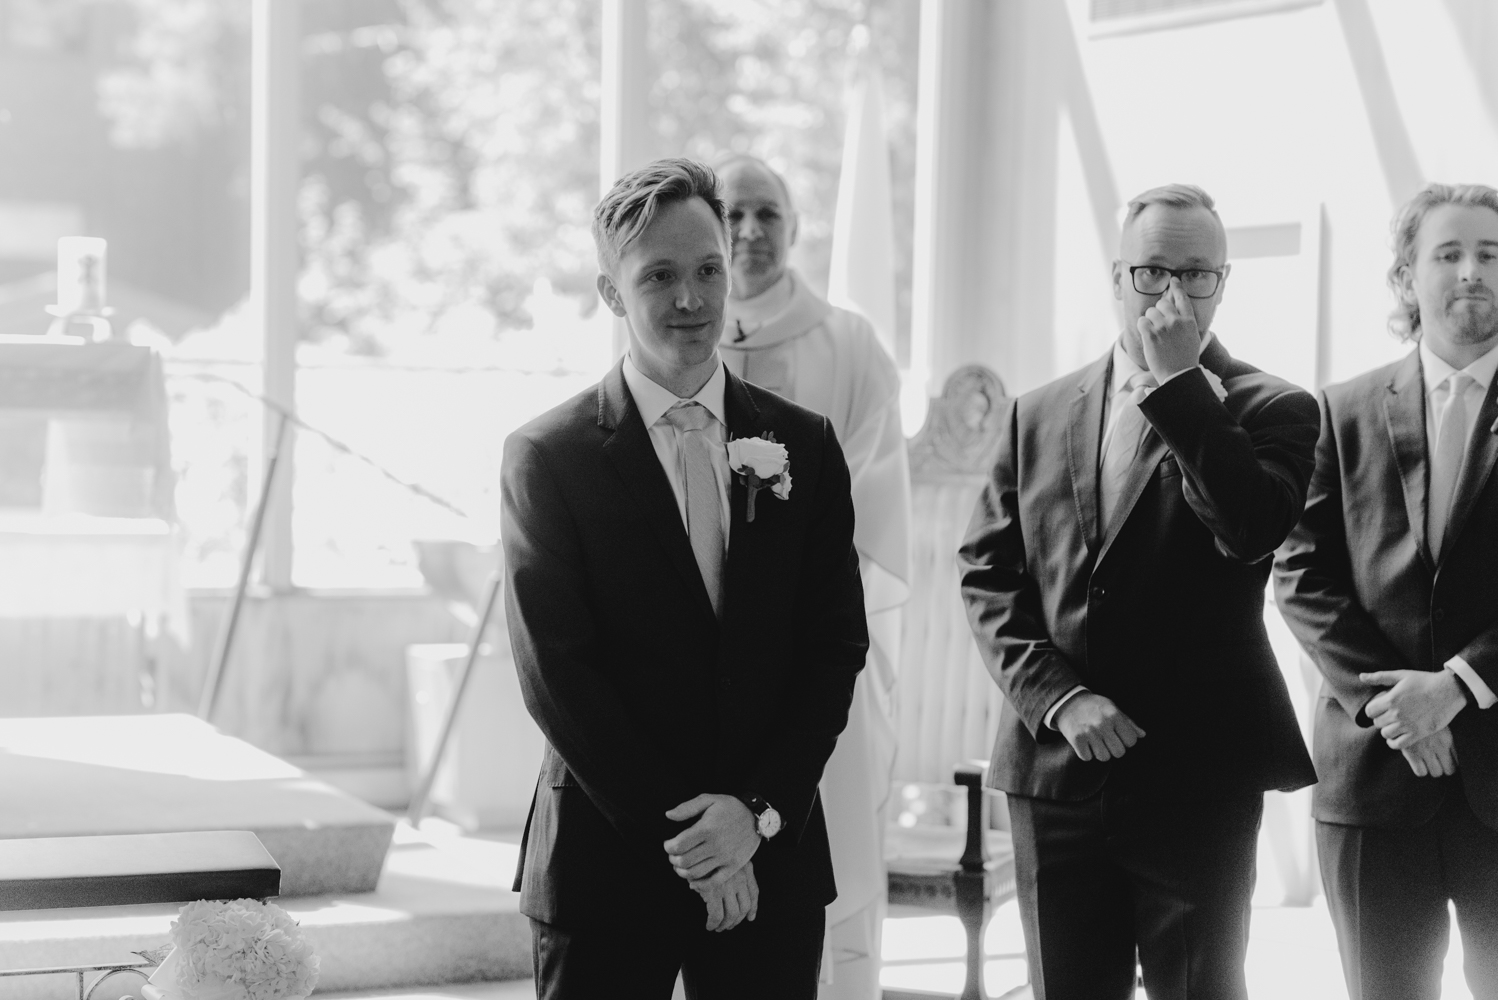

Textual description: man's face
[721,162,797,287]
[1112,203,1229,354]
[1400,202,1498,352]
[597,196,730,376]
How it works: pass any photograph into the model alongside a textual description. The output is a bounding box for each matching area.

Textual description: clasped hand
[664,793,761,931]
[1400,726,1458,778]
[1137,279,1203,382]
[1360,669,1466,749]
[1054,692,1146,762]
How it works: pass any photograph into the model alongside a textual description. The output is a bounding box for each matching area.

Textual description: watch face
[759,808,783,839]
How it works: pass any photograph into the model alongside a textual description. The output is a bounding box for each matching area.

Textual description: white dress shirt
[1419,338,1498,710]
[1048,331,1217,730]
[621,354,733,550]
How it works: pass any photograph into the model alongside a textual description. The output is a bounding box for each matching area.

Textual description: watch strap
[736,792,770,817]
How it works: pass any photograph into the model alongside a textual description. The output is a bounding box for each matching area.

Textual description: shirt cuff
[1446,656,1497,710]
[1044,686,1088,730]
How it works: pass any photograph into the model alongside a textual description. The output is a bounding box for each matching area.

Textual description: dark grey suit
[1275,348,1498,1000]
[961,337,1318,1000]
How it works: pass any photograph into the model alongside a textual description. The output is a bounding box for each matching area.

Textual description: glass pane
[290,0,608,587]
[0,1,254,591]
[649,0,920,364]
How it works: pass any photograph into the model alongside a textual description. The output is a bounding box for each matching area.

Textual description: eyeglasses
[1127,264,1224,299]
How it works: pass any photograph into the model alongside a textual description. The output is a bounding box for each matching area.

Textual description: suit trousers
[1318,789,1498,1000]
[530,886,825,1000]
[1007,787,1263,1000]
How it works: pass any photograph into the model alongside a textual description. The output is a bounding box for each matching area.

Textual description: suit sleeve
[501,433,694,856]
[747,417,868,844]
[1272,391,1411,724]
[958,397,1087,737]
[1454,625,1498,705]
[1141,367,1318,563]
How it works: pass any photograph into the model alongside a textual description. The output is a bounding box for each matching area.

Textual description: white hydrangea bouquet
[143,899,319,1000]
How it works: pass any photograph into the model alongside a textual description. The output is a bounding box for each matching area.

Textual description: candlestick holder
[47,237,119,342]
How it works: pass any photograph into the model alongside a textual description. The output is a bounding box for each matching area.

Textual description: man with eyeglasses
[959,183,1318,1000]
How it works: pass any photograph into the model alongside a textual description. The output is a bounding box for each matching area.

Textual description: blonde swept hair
[592,158,730,276]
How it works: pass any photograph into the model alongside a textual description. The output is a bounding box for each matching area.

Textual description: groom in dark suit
[959,184,1319,1000]
[1275,183,1498,1000]
[501,158,867,999]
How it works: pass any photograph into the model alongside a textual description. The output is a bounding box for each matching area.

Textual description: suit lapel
[721,370,768,619]
[1441,373,1498,562]
[1093,335,1230,567]
[1066,354,1111,551]
[1199,335,1236,381]
[598,360,717,621]
[1383,351,1434,572]
[1095,424,1168,568]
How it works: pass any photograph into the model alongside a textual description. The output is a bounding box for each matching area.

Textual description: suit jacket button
[1090,585,1106,600]
[1434,609,1445,622]
[719,676,732,690]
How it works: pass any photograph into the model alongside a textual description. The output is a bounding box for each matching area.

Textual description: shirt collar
[622,353,729,429]
[1110,330,1215,394]
[1419,337,1498,395]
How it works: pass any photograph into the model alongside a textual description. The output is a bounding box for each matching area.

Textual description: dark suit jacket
[959,337,1318,802]
[1274,349,1498,831]
[500,358,868,928]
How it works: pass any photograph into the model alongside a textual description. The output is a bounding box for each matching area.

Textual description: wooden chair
[886,762,1017,1000]
[885,365,1017,1000]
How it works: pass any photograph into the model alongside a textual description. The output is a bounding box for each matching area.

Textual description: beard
[1444,292,1498,344]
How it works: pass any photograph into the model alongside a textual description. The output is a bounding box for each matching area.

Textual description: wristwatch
[737,793,782,840]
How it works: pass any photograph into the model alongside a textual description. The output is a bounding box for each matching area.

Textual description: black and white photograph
[0,1,1495,998]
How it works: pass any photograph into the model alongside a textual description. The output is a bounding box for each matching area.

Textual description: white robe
[723,271,911,999]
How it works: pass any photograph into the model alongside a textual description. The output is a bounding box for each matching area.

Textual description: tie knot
[1446,372,1475,397]
[663,401,712,433]
[1124,372,1158,405]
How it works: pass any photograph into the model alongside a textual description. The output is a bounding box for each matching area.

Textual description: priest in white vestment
[718,156,911,1000]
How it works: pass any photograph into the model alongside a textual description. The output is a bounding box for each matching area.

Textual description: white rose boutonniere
[726,434,790,521]
[1203,368,1228,402]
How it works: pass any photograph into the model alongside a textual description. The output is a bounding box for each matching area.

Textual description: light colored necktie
[1429,372,1475,559]
[1100,372,1158,532]
[663,402,725,617]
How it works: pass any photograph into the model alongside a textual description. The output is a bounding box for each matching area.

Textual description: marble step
[319,984,535,1000]
[0,825,528,1000]
[0,715,395,898]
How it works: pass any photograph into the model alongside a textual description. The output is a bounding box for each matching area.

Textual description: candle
[56,237,107,315]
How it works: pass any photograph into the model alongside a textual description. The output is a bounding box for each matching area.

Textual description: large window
[3,0,919,590]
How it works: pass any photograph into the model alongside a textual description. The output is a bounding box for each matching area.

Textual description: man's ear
[1111,260,1125,301]
[1216,261,1231,303]
[597,272,628,318]
[788,210,800,248]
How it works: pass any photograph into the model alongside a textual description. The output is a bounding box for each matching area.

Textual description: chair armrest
[953,761,991,871]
